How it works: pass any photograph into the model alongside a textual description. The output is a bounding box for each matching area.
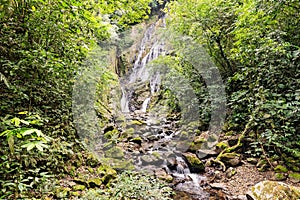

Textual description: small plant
[0,112,51,153]
[0,112,52,199]
[79,171,174,200]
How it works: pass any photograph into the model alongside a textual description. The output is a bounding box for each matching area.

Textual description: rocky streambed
[98,109,300,200]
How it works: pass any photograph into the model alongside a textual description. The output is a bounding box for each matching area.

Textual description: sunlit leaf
[21,142,36,151]
[11,117,21,127]
[0,130,11,137]
[18,111,28,115]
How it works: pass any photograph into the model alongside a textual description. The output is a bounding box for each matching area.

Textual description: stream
[115,17,210,199]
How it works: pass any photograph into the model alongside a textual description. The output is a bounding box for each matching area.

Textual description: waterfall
[120,88,129,113]
[120,17,166,113]
[141,97,151,112]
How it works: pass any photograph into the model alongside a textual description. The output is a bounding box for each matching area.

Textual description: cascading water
[120,18,166,113]
[120,88,129,113]
[116,17,210,199]
[141,97,151,112]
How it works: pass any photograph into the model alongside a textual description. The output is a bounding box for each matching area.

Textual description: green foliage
[99,0,152,29]
[80,171,174,200]
[0,0,157,198]
[0,112,53,199]
[167,0,239,76]
[167,0,300,165]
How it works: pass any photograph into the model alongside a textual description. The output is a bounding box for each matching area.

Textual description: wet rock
[146,134,158,141]
[196,149,217,159]
[247,181,300,200]
[172,173,187,185]
[103,124,115,133]
[206,133,219,148]
[214,170,223,180]
[182,152,205,173]
[141,154,160,164]
[174,181,210,199]
[146,118,161,125]
[166,156,177,170]
[141,142,153,152]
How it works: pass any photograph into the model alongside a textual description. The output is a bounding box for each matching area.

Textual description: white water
[141,97,151,112]
[120,88,129,112]
[120,17,166,113]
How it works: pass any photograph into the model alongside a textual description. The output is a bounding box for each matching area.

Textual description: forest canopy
[0,0,299,199]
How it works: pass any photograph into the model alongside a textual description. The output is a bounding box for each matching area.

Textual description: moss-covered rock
[180,130,189,139]
[122,127,135,138]
[96,164,117,185]
[188,135,207,152]
[104,129,119,139]
[221,152,242,167]
[70,191,81,196]
[55,187,70,198]
[188,142,202,152]
[130,136,142,145]
[88,177,102,187]
[102,168,117,185]
[97,164,117,177]
[256,159,269,172]
[105,146,124,158]
[247,181,300,200]
[289,173,300,183]
[274,173,287,181]
[152,151,161,159]
[194,135,207,144]
[182,152,205,173]
[72,184,86,191]
[141,154,157,164]
[155,169,173,183]
[100,158,134,171]
[129,120,145,126]
[274,165,288,173]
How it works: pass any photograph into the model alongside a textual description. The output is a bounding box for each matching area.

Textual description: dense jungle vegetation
[0,0,299,199]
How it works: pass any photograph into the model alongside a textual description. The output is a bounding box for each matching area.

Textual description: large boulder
[182,152,205,173]
[246,180,300,200]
